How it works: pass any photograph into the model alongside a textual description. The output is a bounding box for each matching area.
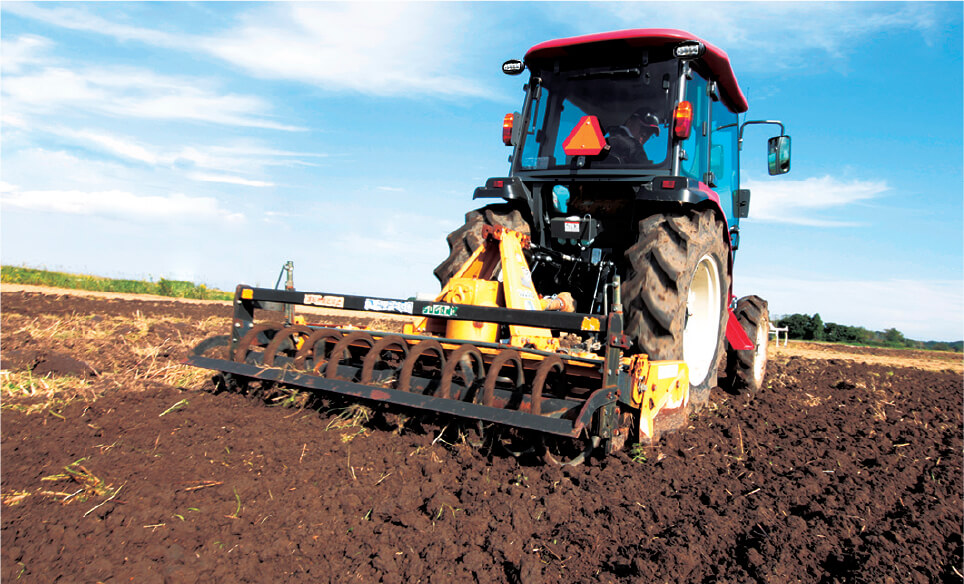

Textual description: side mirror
[767,135,791,175]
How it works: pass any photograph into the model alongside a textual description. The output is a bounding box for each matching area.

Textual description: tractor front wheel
[726,295,770,393]
[622,207,731,408]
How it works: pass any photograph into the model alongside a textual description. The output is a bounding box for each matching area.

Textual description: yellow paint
[497,228,554,341]
[410,226,555,347]
[444,278,499,343]
[629,355,690,441]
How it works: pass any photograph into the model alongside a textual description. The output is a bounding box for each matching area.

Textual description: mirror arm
[737,120,786,151]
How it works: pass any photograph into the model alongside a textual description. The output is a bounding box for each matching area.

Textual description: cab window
[710,99,739,226]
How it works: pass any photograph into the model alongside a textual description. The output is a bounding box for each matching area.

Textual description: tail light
[502,113,514,145]
[673,101,693,139]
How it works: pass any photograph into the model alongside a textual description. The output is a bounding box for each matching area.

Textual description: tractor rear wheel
[726,295,770,393]
[434,204,531,285]
[622,207,730,408]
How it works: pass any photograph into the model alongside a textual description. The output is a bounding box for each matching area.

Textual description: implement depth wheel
[623,207,731,410]
[434,203,531,285]
[726,295,770,393]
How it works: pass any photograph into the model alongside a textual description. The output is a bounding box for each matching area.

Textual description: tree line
[771,313,963,352]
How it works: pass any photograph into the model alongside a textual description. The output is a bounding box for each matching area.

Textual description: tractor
[188,29,791,463]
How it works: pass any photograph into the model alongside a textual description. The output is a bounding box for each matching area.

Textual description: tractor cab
[492,30,790,257]
[511,54,677,173]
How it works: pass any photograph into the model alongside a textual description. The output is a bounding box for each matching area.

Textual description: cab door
[710,97,740,232]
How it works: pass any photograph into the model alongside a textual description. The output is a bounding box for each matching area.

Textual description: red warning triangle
[562,115,606,156]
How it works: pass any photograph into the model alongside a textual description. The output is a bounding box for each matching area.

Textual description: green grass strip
[1,266,232,301]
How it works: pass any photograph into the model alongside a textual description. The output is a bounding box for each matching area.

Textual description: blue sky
[2,2,962,341]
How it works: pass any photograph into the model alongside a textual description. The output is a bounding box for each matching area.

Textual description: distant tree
[824,322,859,343]
[774,314,941,349]
[776,313,811,340]
[854,327,874,344]
[883,327,906,346]
[811,313,825,341]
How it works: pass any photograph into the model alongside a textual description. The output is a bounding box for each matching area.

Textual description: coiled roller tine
[360,336,409,385]
[289,326,332,369]
[397,340,446,393]
[263,325,314,367]
[233,323,283,363]
[481,350,524,407]
[439,344,485,400]
[531,354,565,416]
[324,331,375,380]
[298,330,344,373]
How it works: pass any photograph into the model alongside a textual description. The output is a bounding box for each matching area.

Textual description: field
[1,286,961,583]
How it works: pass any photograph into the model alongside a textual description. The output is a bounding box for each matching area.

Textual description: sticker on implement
[564,221,581,233]
[304,294,344,308]
[364,298,413,314]
[580,317,601,331]
[657,363,680,380]
[422,304,458,317]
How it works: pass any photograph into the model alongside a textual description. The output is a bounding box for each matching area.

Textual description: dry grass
[326,404,373,442]
[1,309,227,416]
[0,369,93,416]
[3,457,120,508]
[773,340,963,374]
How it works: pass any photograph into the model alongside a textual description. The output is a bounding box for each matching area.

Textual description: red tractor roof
[525,29,748,113]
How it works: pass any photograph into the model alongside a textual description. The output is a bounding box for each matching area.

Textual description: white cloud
[744,175,888,227]
[61,129,160,165]
[2,112,29,128]
[187,173,274,188]
[2,3,182,47]
[0,148,250,224]
[2,148,128,192]
[1,188,244,224]
[8,133,315,189]
[0,34,53,73]
[739,276,963,341]
[3,65,302,130]
[5,2,491,99]
[594,2,945,72]
[200,3,489,98]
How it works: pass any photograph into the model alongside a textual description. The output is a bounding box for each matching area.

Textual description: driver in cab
[606,108,661,165]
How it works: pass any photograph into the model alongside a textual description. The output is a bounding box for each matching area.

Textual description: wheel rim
[753,317,769,381]
[683,253,723,384]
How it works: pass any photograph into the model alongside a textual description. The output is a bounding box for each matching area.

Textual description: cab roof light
[502,59,525,75]
[673,41,706,60]
[502,113,515,146]
[673,101,693,139]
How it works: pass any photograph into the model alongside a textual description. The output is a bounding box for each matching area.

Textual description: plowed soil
[1,288,961,583]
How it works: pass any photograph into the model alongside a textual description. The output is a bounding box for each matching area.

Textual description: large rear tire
[434,204,531,285]
[622,207,730,407]
[726,295,769,393]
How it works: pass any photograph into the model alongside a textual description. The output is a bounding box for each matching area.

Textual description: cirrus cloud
[1,186,244,225]
[744,175,888,227]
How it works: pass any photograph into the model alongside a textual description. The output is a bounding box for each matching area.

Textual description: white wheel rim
[683,254,722,384]
[753,317,769,381]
